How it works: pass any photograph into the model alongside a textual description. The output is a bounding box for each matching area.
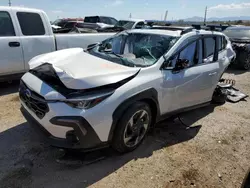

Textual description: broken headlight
[63,91,113,109]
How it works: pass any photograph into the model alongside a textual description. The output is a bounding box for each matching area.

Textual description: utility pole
[8,0,11,6]
[204,6,207,25]
[164,10,168,21]
[129,13,132,18]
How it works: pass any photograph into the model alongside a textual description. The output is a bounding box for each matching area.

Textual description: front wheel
[111,102,152,153]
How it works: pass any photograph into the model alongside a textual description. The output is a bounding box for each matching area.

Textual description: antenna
[204,6,207,25]
[8,0,11,6]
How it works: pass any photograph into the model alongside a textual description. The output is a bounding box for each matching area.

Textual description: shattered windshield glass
[89,32,179,67]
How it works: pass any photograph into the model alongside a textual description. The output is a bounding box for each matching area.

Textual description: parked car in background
[0,6,114,81]
[223,26,250,70]
[20,27,235,153]
[84,16,118,28]
[52,18,84,28]
[98,19,147,32]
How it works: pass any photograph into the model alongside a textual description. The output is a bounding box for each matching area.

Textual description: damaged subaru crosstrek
[20,29,235,153]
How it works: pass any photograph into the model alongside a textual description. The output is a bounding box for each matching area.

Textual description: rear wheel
[112,102,152,153]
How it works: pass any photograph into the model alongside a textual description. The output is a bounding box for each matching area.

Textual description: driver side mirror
[173,59,189,71]
[103,43,112,52]
[86,42,100,50]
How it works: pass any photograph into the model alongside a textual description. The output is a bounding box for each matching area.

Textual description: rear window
[17,12,45,36]
[0,11,15,36]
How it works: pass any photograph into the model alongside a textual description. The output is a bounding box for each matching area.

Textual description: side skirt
[156,102,211,123]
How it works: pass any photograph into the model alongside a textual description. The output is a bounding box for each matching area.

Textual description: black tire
[212,87,227,104]
[111,102,152,153]
[238,52,250,70]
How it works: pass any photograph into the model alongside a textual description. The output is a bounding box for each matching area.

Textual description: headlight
[62,91,113,109]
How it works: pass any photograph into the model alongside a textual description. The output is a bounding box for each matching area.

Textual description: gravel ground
[0,69,249,188]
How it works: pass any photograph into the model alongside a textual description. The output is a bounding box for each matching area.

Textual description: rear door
[13,10,55,71]
[0,10,24,76]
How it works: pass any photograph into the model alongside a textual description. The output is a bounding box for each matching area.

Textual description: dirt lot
[0,69,249,188]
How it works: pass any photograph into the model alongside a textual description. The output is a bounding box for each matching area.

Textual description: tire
[238,52,250,70]
[212,87,227,104]
[111,102,152,153]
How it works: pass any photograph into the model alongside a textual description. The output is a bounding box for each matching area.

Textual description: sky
[1,0,250,21]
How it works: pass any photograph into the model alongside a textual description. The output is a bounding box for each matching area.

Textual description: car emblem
[25,89,32,98]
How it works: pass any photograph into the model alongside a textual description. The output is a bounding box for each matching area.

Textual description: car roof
[119,19,145,22]
[0,6,44,14]
[127,28,224,37]
[127,29,182,36]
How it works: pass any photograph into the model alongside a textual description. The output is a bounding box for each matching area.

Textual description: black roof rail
[149,25,194,35]
[192,24,230,31]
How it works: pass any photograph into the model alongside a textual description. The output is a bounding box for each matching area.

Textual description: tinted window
[135,22,145,29]
[100,17,110,24]
[0,11,15,36]
[109,18,118,25]
[64,22,76,28]
[204,37,215,58]
[17,12,45,35]
[84,16,99,23]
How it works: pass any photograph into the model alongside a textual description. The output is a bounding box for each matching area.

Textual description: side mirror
[174,59,189,71]
[103,43,112,52]
[86,42,100,50]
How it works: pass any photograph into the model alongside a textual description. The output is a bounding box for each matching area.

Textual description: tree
[236,20,243,24]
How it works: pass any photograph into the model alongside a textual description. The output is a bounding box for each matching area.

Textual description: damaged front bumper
[21,106,107,150]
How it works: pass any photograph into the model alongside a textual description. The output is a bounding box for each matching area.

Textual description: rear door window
[100,17,110,24]
[0,11,15,36]
[17,12,45,36]
[109,18,118,25]
[84,17,99,23]
[204,37,216,58]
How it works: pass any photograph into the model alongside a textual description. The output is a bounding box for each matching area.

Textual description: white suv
[19,28,235,153]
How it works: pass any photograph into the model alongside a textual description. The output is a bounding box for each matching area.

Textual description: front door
[0,10,24,76]
[160,36,219,113]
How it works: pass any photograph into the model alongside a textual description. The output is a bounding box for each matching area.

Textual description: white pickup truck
[0,6,114,81]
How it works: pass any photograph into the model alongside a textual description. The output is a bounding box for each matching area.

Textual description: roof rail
[192,24,230,31]
[149,25,194,35]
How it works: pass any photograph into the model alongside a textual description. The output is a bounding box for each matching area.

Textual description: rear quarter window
[17,12,45,36]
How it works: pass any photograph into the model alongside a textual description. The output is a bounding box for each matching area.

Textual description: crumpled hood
[29,48,140,89]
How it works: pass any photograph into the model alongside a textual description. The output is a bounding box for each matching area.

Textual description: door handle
[209,72,217,76]
[9,42,20,47]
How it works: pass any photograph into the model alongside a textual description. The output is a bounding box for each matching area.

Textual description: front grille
[19,81,49,119]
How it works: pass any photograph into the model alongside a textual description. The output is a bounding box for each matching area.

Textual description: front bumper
[21,106,107,150]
